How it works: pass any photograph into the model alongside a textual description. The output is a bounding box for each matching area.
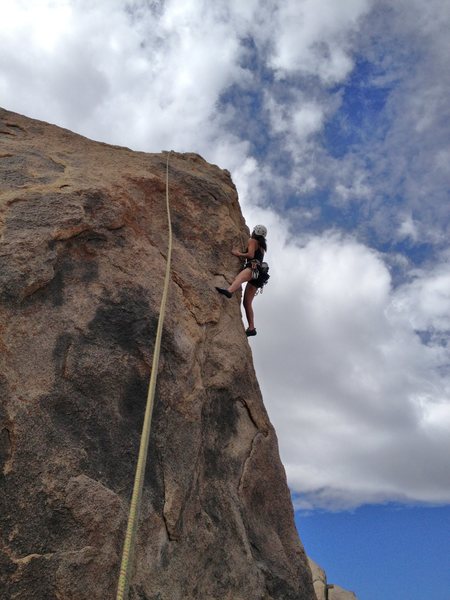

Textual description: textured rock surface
[308,558,358,600]
[0,107,315,600]
[328,585,357,600]
[308,558,327,600]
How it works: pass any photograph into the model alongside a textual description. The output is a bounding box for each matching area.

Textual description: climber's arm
[231,238,257,259]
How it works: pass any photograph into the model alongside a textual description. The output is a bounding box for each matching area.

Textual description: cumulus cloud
[392,261,450,333]
[1,0,449,510]
[339,0,450,248]
[245,210,450,508]
[267,0,372,83]
[1,0,250,161]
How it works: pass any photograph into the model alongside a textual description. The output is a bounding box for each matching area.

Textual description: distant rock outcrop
[328,585,358,600]
[308,558,358,600]
[309,558,328,599]
[0,107,315,599]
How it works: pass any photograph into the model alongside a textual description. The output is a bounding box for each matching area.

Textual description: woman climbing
[215,224,268,337]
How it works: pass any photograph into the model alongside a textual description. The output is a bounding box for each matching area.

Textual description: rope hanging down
[116,152,173,600]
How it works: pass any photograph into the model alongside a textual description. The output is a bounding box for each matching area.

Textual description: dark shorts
[248,273,265,289]
[243,263,269,289]
[248,280,264,289]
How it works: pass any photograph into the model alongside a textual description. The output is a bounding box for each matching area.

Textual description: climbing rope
[116,152,173,600]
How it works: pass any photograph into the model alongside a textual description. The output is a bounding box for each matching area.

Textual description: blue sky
[1,2,449,598]
[297,503,450,600]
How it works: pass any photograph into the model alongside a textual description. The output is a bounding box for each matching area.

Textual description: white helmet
[253,224,267,237]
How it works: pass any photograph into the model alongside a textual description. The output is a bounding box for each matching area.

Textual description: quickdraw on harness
[243,258,270,293]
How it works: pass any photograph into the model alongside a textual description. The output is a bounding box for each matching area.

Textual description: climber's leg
[243,282,258,331]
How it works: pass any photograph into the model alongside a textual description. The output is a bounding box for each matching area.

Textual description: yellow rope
[116,152,173,600]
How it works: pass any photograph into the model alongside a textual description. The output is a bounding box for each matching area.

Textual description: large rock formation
[0,107,315,599]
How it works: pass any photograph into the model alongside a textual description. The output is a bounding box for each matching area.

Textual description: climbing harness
[243,258,270,293]
[255,261,270,293]
[116,152,173,600]
[243,258,261,280]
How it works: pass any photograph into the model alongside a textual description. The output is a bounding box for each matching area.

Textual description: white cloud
[397,214,419,242]
[292,103,325,138]
[0,0,249,160]
[1,1,73,52]
[349,0,450,245]
[268,0,372,83]
[264,95,326,147]
[334,170,372,204]
[245,208,450,508]
[391,263,450,332]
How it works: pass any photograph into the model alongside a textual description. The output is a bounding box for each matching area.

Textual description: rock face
[309,558,327,600]
[308,558,358,600]
[0,107,315,600]
[328,585,357,600]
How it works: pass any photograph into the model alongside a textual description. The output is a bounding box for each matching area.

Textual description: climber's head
[252,224,267,238]
[251,224,267,251]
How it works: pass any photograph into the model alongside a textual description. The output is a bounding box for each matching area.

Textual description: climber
[215,224,268,337]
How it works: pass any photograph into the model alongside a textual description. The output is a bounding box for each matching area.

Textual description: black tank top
[254,246,264,262]
[245,244,264,262]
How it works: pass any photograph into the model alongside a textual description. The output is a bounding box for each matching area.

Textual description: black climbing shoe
[215,287,232,298]
[246,328,257,337]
